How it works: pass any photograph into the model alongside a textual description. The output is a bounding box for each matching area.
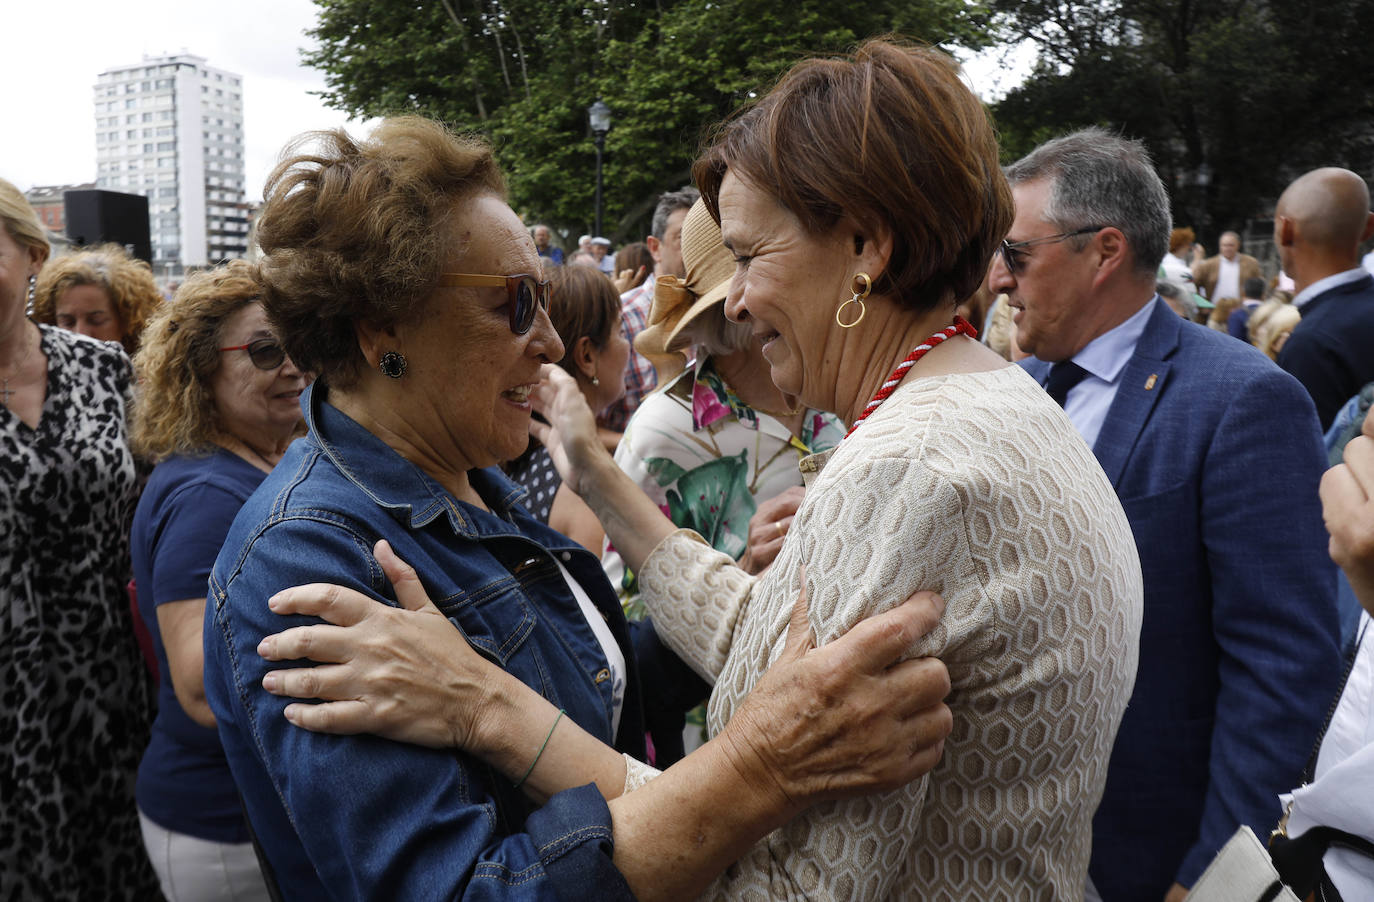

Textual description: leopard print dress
[1,325,159,899]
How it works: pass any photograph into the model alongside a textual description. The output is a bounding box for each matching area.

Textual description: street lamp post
[588,100,612,239]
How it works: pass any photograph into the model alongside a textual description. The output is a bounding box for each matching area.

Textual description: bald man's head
[1276,168,1373,251]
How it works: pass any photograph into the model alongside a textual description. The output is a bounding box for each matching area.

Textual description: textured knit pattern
[628,366,1143,900]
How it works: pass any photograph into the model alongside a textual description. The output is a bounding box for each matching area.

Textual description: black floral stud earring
[379,351,407,378]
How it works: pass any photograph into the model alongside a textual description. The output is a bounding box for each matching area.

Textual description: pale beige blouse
[623,366,1143,900]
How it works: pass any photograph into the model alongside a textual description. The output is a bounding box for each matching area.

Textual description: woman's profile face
[587,324,630,414]
[210,302,306,443]
[56,283,124,344]
[717,171,854,403]
[393,195,564,470]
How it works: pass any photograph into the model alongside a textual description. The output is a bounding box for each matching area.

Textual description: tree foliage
[303,0,992,244]
[988,0,1374,244]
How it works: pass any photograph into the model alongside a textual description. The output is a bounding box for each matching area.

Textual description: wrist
[713,709,807,830]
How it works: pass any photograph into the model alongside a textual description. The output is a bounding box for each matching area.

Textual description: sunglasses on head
[438,273,551,335]
[218,338,287,371]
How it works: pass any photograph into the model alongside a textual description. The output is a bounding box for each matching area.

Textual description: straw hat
[634,198,736,376]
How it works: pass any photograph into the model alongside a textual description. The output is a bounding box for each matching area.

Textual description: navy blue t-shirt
[132,448,266,842]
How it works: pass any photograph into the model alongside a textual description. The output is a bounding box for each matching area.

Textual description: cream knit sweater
[624,366,1143,900]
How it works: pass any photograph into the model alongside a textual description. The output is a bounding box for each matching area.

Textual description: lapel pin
[1144,374,1158,391]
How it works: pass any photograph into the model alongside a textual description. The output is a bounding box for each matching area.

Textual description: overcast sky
[2,1,1032,203]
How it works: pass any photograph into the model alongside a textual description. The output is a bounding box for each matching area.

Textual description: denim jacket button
[594,668,610,684]
[561,551,572,562]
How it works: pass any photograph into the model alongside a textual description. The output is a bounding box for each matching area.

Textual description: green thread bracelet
[515,708,564,790]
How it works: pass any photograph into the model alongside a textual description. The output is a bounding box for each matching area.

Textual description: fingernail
[257,636,276,658]
[283,704,298,722]
[267,593,282,611]
[262,672,279,692]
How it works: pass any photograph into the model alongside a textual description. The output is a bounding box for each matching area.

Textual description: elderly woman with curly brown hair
[201,114,953,901]
[129,260,305,901]
[0,181,159,898]
[254,40,1145,899]
[33,242,162,355]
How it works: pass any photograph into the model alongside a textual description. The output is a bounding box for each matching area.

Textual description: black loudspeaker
[63,190,152,263]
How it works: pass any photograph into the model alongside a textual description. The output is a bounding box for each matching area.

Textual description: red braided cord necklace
[844,315,978,439]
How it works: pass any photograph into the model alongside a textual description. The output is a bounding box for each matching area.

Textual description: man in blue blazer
[1273,167,1374,431]
[991,128,1341,902]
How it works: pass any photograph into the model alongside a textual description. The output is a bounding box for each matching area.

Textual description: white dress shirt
[1214,256,1241,301]
[1036,298,1155,451]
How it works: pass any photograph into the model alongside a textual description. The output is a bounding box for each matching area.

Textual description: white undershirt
[1214,257,1241,301]
[556,559,626,737]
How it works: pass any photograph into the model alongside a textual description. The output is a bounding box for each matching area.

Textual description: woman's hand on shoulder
[258,540,522,755]
[715,568,952,813]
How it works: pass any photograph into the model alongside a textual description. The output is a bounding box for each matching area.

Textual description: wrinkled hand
[530,364,606,495]
[613,266,648,294]
[740,486,805,575]
[257,540,510,753]
[716,567,952,815]
[1321,412,1374,611]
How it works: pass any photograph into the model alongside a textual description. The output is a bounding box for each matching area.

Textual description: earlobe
[354,321,399,369]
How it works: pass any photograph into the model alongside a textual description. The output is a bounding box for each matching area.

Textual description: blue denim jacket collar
[302,381,530,537]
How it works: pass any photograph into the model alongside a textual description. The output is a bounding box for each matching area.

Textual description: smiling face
[210,302,306,446]
[394,194,564,469]
[55,283,124,344]
[718,171,860,404]
[986,179,1100,363]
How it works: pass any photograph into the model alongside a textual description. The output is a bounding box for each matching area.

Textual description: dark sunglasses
[998,227,1108,276]
[218,338,287,370]
[438,272,552,335]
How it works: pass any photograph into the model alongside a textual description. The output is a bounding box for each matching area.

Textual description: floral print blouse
[602,355,844,620]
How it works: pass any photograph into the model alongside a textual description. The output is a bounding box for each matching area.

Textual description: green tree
[989,0,1374,244]
[303,0,992,244]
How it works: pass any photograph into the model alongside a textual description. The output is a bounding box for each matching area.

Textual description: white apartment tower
[94,53,248,277]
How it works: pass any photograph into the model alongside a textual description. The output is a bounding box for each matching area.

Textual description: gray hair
[1005,127,1169,279]
[1156,280,1197,320]
[672,305,754,358]
[651,186,700,240]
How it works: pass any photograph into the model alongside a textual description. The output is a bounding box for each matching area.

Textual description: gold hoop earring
[836,272,871,329]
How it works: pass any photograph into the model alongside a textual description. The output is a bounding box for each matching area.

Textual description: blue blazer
[1024,298,1341,900]
[1278,272,1374,431]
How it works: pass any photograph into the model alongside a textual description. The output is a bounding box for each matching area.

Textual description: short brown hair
[33,244,162,355]
[694,38,1012,312]
[548,265,620,378]
[131,260,262,460]
[1169,227,1195,254]
[256,116,505,388]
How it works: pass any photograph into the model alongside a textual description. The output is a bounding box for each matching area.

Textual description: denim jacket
[203,383,645,900]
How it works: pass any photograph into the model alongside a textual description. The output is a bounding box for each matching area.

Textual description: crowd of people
[2,36,1373,902]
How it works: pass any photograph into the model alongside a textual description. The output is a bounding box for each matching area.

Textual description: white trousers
[138,810,272,902]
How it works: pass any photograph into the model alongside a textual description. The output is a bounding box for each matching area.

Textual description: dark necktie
[1045,360,1089,408]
